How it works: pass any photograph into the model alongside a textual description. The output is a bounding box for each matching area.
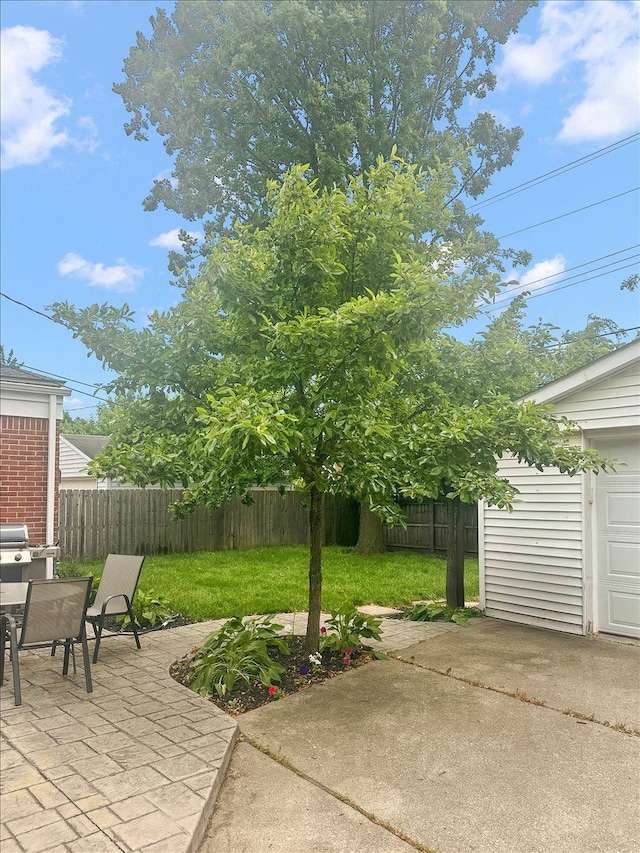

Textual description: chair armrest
[92,593,132,619]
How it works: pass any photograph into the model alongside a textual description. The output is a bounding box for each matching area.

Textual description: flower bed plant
[170,609,384,715]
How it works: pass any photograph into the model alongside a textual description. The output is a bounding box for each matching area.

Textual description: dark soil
[169,636,377,716]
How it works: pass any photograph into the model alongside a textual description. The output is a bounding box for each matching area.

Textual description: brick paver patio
[0,613,457,853]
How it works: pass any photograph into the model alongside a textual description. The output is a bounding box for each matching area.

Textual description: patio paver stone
[1,612,440,853]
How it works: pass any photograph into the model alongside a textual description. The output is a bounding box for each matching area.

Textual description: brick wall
[0,415,60,543]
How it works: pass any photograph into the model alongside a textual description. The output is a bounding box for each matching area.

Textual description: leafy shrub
[404,600,482,626]
[189,615,289,698]
[320,607,383,652]
[114,588,175,630]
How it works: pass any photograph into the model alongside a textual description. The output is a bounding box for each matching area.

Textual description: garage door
[595,436,640,638]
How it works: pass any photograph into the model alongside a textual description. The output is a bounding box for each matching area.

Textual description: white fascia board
[1,380,71,420]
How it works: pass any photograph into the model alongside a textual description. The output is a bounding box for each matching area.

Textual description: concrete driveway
[201,619,640,853]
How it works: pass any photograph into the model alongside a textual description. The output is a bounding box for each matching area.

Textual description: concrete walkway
[0,612,446,853]
[2,615,639,853]
[203,619,640,853]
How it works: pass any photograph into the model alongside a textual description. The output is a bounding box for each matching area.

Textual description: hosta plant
[404,600,482,627]
[189,615,289,698]
[115,589,175,630]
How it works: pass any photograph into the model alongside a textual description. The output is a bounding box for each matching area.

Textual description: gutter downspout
[46,393,57,578]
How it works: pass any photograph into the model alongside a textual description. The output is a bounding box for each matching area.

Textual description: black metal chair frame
[0,577,93,707]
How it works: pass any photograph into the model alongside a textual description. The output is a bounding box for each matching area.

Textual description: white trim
[45,394,57,578]
[478,498,486,611]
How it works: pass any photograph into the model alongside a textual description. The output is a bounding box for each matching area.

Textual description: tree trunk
[353,501,386,554]
[445,495,466,609]
[305,486,324,653]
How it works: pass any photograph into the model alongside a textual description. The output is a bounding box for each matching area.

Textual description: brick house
[0,365,70,571]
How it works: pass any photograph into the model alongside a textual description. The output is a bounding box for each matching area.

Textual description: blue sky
[1,0,639,416]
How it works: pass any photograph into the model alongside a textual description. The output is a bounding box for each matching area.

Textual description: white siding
[59,439,91,480]
[555,365,640,430]
[482,456,585,634]
[481,343,640,637]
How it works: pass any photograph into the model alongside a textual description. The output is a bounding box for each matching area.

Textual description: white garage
[479,340,640,639]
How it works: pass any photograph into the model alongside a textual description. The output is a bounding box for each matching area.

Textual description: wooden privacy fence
[385,500,478,555]
[58,489,359,561]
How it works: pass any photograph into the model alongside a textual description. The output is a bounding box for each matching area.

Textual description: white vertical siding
[481,456,585,634]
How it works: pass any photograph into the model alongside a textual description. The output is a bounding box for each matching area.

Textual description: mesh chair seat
[85,554,145,663]
[0,577,93,707]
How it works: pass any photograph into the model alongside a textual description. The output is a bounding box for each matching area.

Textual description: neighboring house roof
[522,339,640,405]
[60,434,110,461]
[0,363,68,390]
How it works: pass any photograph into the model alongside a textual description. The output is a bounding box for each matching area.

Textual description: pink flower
[268,686,277,696]
[320,627,327,634]
[343,656,351,665]
[344,648,352,655]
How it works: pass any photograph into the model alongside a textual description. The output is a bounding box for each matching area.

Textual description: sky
[1,0,639,417]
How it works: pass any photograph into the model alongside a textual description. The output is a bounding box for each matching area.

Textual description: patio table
[0,582,29,612]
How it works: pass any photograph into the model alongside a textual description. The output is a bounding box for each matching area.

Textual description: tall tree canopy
[51,159,606,651]
[114,0,537,557]
[435,297,632,404]
[115,0,534,238]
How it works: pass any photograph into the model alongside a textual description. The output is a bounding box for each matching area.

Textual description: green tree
[436,296,632,404]
[116,0,534,218]
[115,0,536,554]
[51,160,606,649]
[0,346,23,367]
[115,0,534,264]
[60,404,118,435]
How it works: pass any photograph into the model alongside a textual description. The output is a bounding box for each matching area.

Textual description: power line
[540,325,640,350]
[498,187,640,239]
[0,291,57,322]
[20,363,107,391]
[493,252,640,306]
[466,133,640,212]
[498,245,639,295]
[486,261,640,313]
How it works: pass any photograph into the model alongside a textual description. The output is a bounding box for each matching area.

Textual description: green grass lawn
[59,545,479,622]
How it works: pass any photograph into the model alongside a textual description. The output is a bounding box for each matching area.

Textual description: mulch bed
[169,636,377,716]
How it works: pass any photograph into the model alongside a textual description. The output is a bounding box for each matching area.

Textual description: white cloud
[515,255,566,293]
[57,252,144,292]
[1,25,99,168]
[149,228,204,250]
[1,26,70,168]
[500,0,640,143]
[64,397,87,411]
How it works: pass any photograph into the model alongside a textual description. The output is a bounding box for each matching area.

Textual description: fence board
[58,490,477,561]
[385,500,478,556]
[58,489,358,561]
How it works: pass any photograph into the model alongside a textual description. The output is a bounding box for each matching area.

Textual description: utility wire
[500,245,639,294]
[498,187,640,239]
[540,325,640,350]
[466,133,640,212]
[486,261,640,313]
[18,363,108,391]
[1,291,57,321]
[494,253,640,304]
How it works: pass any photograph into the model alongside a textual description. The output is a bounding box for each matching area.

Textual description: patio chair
[0,577,93,707]
[85,554,145,663]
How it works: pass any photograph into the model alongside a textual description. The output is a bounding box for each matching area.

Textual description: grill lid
[0,523,29,547]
